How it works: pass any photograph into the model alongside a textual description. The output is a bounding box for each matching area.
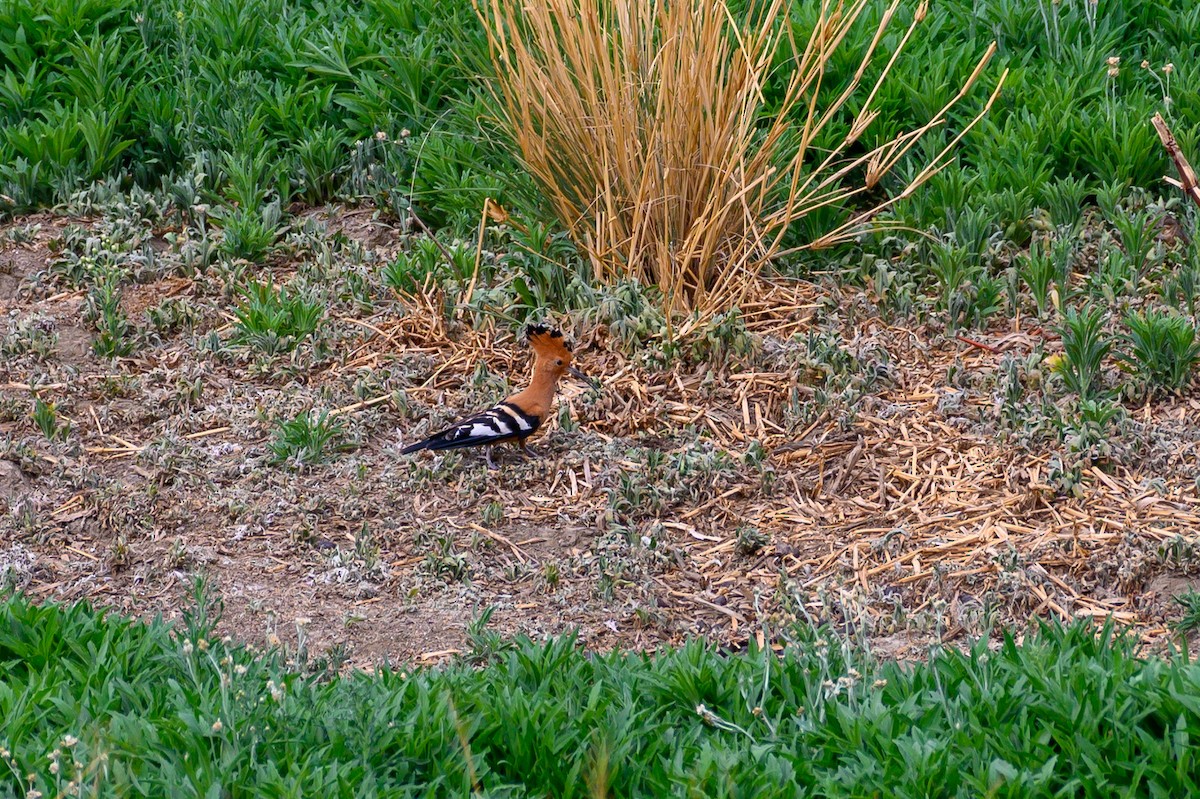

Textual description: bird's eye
[556,359,563,366]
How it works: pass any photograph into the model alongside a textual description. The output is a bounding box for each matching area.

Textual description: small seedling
[1174,590,1200,636]
[0,319,57,361]
[269,411,345,466]
[1117,308,1200,396]
[464,606,513,664]
[422,535,470,582]
[218,202,282,262]
[541,561,561,589]
[1054,304,1112,401]
[85,275,135,357]
[382,249,439,294]
[32,397,69,441]
[481,501,504,526]
[1019,239,1056,318]
[1095,179,1127,223]
[1041,175,1089,234]
[735,525,769,556]
[1112,208,1161,279]
[1164,262,1200,319]
[930,244,977,312]
[232,280,324,355]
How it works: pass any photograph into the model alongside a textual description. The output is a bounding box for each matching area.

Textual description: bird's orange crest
[525,324,572,360]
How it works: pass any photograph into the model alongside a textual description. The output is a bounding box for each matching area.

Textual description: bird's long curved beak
[568,366,601,390]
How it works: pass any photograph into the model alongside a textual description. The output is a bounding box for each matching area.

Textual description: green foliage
[217,200,282,262]
[231,280,324,354]
[0,0,495,227]
[1041,175,1089,235]
[1063,398,1122,463]
[1018,239,1057,319]
[1,0,1196,250]
[734,524,768,555]
[1005,232,1077,326]
[504,222,590,316]
[931,244,976,311]
[382,239,447,294]
[1118,308,1200,395]
[929,242,1002,331]
[1164,260,1200,318]
[1175,590,1200,636]
[32,397,68,441]
[1090,241,1138,302]
[3,596,1200,797]
[268,410,344,466]
[1112,207,1163,279]
[1055,304,1113,401]
[83,274,135,358]
[1050,395,1122,496]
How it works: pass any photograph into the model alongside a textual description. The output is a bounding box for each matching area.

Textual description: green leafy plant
[381,250,436,295]
[929,243,1001,330]
[232,280,324,354]
[734,524,768,556]
[1095,179,1127,223]
[1117,308,1200,395]
[931,244,978,313]
[0,317,57,360]
[1090,241,1138,303]
[969,273,1005,327]
[1019,239,1056,318]
[1164,261,1200,319]
[1051,398,1123,497]
[1112,208,1161,279]
[268,410,345,466]
[1041,175,1089,234]
[293,124,350,204]
[1054,304,1112,401]
[84,274,135,358]
[481,501,504,527]
[986,187,1035,245]
[218,200,282,262]
[950,205,996,262]
[1174,590,1200,639]
[422,534,470,582]
[464,606,514,665]
[32,397,69,441]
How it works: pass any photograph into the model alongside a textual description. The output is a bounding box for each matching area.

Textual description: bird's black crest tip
[524,323,571,350]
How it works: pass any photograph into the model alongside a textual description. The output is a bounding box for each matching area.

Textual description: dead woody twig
[1152,112,1200,210]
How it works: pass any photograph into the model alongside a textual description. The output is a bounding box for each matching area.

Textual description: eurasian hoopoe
[400,325,597,469]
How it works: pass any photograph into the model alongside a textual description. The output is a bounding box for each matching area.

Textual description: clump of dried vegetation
[475,0,1004,317]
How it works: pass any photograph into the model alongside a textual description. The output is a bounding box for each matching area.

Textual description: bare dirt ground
[3,207,1200,669]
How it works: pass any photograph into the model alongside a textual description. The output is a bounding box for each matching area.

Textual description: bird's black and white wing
[401,401,541,453]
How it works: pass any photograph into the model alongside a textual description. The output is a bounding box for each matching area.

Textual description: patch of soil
[0,460,28,504]
[0,216,63,308]
[4,206,1200,669]
[121,277,193,319]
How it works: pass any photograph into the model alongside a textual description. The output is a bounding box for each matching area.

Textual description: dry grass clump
[476,0,1005,317]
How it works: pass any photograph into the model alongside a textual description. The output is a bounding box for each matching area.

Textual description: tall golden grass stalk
[476,0,1006,317]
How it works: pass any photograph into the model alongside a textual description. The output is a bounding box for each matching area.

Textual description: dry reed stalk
[1152,112,1200,210]
[476,0,1006,319]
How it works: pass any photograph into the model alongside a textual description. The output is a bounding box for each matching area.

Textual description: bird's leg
[485,447,498,471]
[519,438,534,459]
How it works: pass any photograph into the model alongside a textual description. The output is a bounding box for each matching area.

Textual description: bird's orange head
[525,324,596,387]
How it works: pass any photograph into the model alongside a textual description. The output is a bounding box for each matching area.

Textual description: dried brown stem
[1152,112,1200,210]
